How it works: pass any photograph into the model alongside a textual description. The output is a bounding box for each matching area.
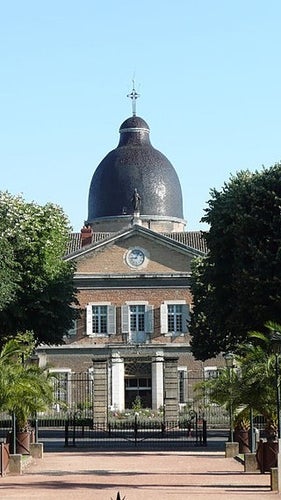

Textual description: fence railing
[0,404,230,432]
[0,409,270,454]
[64,414,207,449]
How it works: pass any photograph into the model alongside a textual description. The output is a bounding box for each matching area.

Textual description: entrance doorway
[125,360,152,409]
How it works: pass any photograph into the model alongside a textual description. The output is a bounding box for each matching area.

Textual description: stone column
[92,356,108,424]
[164,356,179,421]
[111,352,125,412]
[152,352,164,410]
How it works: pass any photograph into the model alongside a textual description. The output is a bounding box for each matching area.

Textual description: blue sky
[1,1,280,232]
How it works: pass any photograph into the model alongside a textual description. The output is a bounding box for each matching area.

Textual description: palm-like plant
[238,321,281,438]
[195,366,242,428]
[7,362,53,431]
[0,335,26,411]
[195,321,281,439]
[238,345,274,413]
[0,332,53,432]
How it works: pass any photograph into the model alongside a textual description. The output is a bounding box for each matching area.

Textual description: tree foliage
[0,237,19,311]
[190,164,281,360]
[0,192,78,345]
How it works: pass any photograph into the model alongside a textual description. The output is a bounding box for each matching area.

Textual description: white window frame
[67,319,77,337]
[204,366,218,379]
[130,304,146,332]
[160,300,189,336]
[86,302,116,337]
[121,302,154,341]
[49,369,72,409]
[203,366,218,404]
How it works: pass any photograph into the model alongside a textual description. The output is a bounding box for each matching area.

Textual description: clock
[126,248,145,267]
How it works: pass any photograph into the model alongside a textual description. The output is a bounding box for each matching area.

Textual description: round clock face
[127,248,145,267]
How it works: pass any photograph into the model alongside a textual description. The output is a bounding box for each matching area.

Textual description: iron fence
[0,418,12,444]
[64,414,207,449]
[0,370,237,452]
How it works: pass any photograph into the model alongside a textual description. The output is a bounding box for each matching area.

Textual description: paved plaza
[0,450,277,500]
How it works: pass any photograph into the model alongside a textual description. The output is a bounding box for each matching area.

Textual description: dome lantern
[87,90,186,233]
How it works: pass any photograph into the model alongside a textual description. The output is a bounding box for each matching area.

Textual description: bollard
[225,442,239,458]
[30,443,44,459]
[9,454,22,475]
[244,453,258,472]
[271,467,278,491]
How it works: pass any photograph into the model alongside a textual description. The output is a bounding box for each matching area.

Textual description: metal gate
[64,412,207,449]
[0,372,230,451]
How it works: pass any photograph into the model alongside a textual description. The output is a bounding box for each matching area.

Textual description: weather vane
[127,80,140,116]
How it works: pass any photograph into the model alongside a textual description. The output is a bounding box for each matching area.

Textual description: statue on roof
[131,188,141,212]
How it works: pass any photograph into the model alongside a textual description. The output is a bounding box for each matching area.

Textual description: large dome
[87,115,184,224]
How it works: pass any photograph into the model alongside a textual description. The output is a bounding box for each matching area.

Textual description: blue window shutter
[182,304,190,333]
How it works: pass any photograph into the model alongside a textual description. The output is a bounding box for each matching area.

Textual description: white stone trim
[111,353,125,412]
[163,300,186,305]
[125,300,149,305]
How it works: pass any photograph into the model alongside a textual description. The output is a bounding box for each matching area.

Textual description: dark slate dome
[87,115,184,221]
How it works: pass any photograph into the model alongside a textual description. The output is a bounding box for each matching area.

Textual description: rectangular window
[121,303,153,343]
[203,367,218,404]
[129,305,145,332]
[86,303,116,336]
[161,301,189,335]
[204,367,218,379]
[125,378,151,389]
[92,305,107,334]
[178,369,186,404]
[50,370,71,410]
[168,304,183,332]
[67,319,77,337]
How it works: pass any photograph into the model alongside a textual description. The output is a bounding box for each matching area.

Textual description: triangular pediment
[66,226,203,275]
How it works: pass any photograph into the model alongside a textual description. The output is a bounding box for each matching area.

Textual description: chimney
[80,225,93,247]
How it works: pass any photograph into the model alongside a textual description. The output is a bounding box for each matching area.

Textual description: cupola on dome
[87,113,184,227]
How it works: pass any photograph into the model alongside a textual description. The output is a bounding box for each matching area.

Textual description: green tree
[0,192,78,345]
[190,164,281,360]
[0,237,19,311]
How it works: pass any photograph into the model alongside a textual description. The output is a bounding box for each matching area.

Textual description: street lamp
[270,331,281,440]
[224,352,235,443]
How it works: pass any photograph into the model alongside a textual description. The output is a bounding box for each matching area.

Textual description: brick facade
[37,225,223,415]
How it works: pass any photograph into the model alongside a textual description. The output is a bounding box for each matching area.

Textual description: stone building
[36,96,223,420]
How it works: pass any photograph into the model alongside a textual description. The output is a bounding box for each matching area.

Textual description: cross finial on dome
[127,80,140,116]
